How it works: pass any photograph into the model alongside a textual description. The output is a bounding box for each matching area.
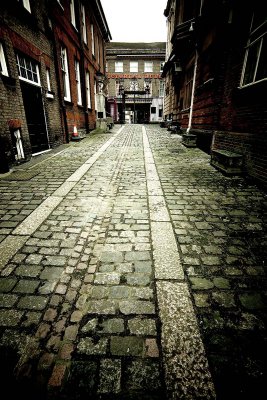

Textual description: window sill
[238,78,267,90]
[46,91,55,99]
[64,100,74,106]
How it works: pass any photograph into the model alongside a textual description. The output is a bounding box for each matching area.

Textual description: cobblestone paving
[0,125,266,399]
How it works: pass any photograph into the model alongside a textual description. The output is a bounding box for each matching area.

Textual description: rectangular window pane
[130,62,138,72]
[0,43,8,76]
[256,36,267,81]
[115,62,123,72]
[81,5,87,43]
[70,0,76,28]
[75,60,82,105]
[91,24,95,55]
[61,47,71,101]
[144,62,153,72]
[86,71,91,108]
[243,42,259,85]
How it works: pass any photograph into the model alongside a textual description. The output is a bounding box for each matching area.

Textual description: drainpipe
[186,47,198,133]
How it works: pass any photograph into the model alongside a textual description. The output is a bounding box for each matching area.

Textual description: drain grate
[0,170,39,181]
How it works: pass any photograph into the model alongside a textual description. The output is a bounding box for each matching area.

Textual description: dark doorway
[20,81,49,154]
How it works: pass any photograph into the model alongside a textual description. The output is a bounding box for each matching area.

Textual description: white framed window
[46,68,54,99]
[60,47,71,101]
[46,68,51,91]
[81,4,87,44]
[240,11,267,87]
[17,0,31,13]
[75,59,82,105]
[70,0,76,28]
[91,24,95,55]
[0,43,9,77]
[241,36,266,86]
[115,61,123,72]
[86,71,91,109]
[94,80,97,111]
[183,67,194,109]
[16,54,40,85]
[130,61,138,72]
[144,61,153,72]
[160,61,164,72]
[159,80,165,97]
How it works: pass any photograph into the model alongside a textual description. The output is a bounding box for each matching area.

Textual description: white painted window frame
[240,14,267,87]
[115,61,123,72]
[0,43,9,77]
[81,4,87,44]
[60,47,71,101]
[130,61,138,72]
[70,0,76,28]
[75,59,82,105]
[94,80,97,111]
[86,70,91,109]
[91,24,95,55]
[17,0,31,13]
[16,54,40,86]
[144,61,153,72]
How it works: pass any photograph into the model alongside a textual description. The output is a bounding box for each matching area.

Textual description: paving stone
[110,336,145,356]
[17,295,48,310]
[119,300,155,315]
[13,280,40,293]
[0,278,17,292]
[124,360,162,392]
[0,293,18,307]
[239,293,265,309]
[128,318,157,335]
[0,309,24,326]
[77,337,108,355]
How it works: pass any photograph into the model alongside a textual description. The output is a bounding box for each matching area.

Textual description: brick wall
[212,131,267,186]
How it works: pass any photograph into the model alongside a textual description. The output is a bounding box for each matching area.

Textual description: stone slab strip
[157,281,216,399]
[151,221,183,280]
[12,196,63,236]
[142,126,215,398]
[142,127,183,279]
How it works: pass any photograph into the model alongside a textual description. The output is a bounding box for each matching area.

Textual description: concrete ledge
[182,133,197,148]
[211,149,243,175]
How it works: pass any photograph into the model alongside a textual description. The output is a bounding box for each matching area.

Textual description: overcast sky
[101,0,167,42]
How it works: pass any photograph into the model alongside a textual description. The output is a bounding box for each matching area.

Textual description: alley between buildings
[0,125,266,399]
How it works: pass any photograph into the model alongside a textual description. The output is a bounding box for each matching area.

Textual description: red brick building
[163,0,267,185]
[0,0,111,171]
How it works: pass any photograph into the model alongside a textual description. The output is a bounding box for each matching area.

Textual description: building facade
[162,0,267,185]
[106,42,165,124]
[0,0,111,171]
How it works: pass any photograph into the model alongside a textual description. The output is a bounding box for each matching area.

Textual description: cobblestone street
[0,124,266,399]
